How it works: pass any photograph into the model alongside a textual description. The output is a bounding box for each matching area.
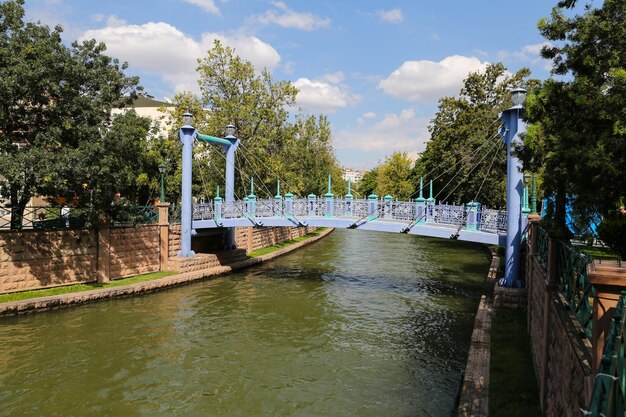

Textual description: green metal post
[530,173,538,215]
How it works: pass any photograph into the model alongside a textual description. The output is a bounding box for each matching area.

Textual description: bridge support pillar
[178,119,196,257]
[324,175,334,218]
[499,88,527,287]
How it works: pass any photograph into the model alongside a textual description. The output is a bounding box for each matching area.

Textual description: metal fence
[0,205,160,230]
[556,240,594,339]
[585,294,626,416]
[536,225,549,269]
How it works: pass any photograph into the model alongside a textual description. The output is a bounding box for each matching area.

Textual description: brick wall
[0,229,97,292]
[237,226,316,253]
[1,224,316,294]
[526,223,593,416]
[0,226,161,293]
[109,226,160,278]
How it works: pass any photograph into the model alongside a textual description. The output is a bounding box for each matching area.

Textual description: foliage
[160,40,343,201]
[0,0,145,227]
[518,0,626,240]
[356,168,378,198]
[375,151,413,199]
[597,213,626,260]
[413,63,538,207]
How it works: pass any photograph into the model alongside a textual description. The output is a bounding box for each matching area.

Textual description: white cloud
[293,77,359,113]
[320,71,345,84]
[336,108,430,153]
[357,111,376,124]
[254,2,330,31]
[378,55,489,102]
[80,22,280,93]
[181,0,220,15]
[376,8,404,23]
[499,42,553,71]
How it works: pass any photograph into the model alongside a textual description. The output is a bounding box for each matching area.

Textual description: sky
[24,0,557,170]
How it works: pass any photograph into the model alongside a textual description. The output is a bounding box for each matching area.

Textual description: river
[0,229,491,417]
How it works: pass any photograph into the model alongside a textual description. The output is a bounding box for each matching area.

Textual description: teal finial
[347,178,351,195]
[427,179,435,203]
[419,177,424,199]
[215,185,222,201]
[275,179,281,198]
[249,177,255,198]
[325,174,333,198]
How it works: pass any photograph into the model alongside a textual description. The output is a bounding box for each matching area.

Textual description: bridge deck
[192,216,506,245]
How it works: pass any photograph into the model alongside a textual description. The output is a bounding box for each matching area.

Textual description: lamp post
[158,162,167,203]
[178,112,196,257]
[499,87,527,287]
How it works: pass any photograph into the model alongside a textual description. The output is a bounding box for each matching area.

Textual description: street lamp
[158,162,167,203]
[182,112,193,127]
[511,87,527,109]
[225,124,236,138]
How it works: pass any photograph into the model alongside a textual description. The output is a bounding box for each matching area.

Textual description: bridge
[177,88,529,286]
[190,182,509,246]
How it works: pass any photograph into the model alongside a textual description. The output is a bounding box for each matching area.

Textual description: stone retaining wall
[1,221,316,294]
[493,286,527,309]
[526,221,593,416]
[0,229,97,292]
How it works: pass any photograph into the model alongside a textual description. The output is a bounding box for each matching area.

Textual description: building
[111,95,176,136]
[342,168,366,183]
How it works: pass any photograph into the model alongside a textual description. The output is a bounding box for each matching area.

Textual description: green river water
[0,229,491,417]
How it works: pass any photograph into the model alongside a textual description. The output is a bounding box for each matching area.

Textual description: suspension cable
[409,127,503,200]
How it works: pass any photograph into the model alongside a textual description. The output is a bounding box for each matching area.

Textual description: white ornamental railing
[197,198,507,233]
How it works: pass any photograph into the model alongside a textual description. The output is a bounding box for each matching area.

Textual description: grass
[248,228,327,258]
[490,308,542,417]
[0,271,177,303]
[578,245,622,261]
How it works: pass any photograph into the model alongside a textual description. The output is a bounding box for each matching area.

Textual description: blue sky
[24,0,556,169]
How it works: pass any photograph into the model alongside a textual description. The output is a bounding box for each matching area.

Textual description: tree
[518,0,626,255]
[413,63,538,207]
[162,41,343,200]
[356,168,378,198]
[376,152,413,199]
[0,0,143,227]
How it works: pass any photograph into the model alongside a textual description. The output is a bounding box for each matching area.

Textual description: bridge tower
[499,88,527,286]
[178,115,239,256]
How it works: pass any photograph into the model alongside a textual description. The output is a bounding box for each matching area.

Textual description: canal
[0,229,491,417]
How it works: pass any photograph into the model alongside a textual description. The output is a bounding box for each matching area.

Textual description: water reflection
[0,229,489,417]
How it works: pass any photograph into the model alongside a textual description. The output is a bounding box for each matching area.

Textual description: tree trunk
[9,184,31,230]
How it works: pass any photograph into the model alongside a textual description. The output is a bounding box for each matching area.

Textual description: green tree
[518,0,626,255]
[376,152,413,199]
[0,0,143,227]
[356,168,378,198]
[413,63,538,207]
[162,41,343,201]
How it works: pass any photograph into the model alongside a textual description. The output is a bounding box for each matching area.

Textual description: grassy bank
[249,228,327,258]
[0,271,176,304]
[490,308,542,417]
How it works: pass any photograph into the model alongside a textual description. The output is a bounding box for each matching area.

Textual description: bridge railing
[199,198,508,234]
[557,240,594,339]
[585,294,626,416]
[480,208,507,233]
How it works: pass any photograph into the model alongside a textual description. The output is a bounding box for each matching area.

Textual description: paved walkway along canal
[0,229,492,416]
